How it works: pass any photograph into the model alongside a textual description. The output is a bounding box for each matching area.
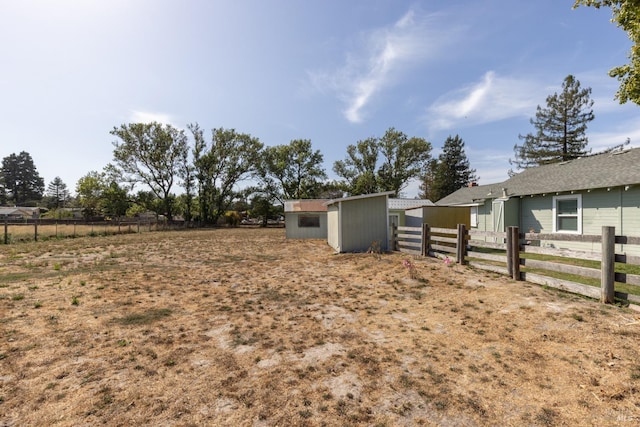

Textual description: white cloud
[128,110,174,125]
[426,71,541,131]
[308,8,463,123]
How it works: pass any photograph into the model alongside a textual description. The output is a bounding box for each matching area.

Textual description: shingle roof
[284,199,328,213]
[388,198,434,210]
[437,147,640,205]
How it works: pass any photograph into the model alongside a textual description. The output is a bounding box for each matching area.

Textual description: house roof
[284,199,328,213]
[437,147,640,205]
[388,198,434,210]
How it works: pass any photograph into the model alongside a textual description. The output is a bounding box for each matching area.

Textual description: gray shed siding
[340,196,388,252]
[285,212,328,239]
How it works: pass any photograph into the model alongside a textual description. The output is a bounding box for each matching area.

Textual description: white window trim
[552,194,582,234]
[470,206,478,228]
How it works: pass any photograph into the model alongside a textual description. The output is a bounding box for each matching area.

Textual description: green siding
[520,196,552,233]
[622,187,640,237]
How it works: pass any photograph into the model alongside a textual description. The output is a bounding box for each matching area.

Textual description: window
[470,206,478,228]
[298,215,320,228]
[552,195,581,233]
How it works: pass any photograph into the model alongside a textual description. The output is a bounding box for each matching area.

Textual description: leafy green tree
[418,159,440,201]
[333,128,431,196]
[377,127,432,196]
[511,75,594,170]
[260,139,327,203]
[45,176,70,209]
[430,135,477,201]
[189,124,263,224]
[333,137,380,196]
[1,151,44,205]
[76,171,105,219]
[101,182,130,219]
[574,1,640,105]
[177,145,195,222]
[109,122,188,220]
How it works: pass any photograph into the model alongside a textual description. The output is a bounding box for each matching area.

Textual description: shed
[326,191,394,253]
[388,198,433,228]
[405,205,471,229]
[284,199,328,239]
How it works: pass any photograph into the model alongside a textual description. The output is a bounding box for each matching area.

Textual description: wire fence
[1,218,186,244]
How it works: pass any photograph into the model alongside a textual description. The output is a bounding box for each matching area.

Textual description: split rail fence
[391,224,640,306]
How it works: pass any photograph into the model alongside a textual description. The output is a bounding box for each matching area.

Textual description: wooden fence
[391,223,640,307]
[2,218,182,244]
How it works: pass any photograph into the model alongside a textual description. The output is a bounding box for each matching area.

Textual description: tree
[189,124,263,224]
[511,75,594,170]
[377,128,432,196]
[418,159,439,201]
[429,135,477,201]
[260,139,327,203]
[574,1,640,105]
[1,151,45,205]
[333,128,432,197]
[109,122,188,221]
[76,171,105,219]
[333,137,379,196]
[45,176,70,209]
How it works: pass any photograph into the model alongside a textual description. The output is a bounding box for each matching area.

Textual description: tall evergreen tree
[45,176,70,209]
[429,135,477,201]
[1,151,45,205]
[511,75,594,170]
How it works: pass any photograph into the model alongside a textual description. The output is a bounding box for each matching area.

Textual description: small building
[0,207,40,220]
[326,191,394,253]
[388,198,433,228]
[437,148,640,254]
[405,205,471,229]
[284,199,328,239]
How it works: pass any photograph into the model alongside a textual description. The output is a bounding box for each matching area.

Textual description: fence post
[510,226,521,280]
[34,220,38,242]
[422,224,430,257]
[4,218,8,244]
[456,224,466,264]
[601,226,615,304]
[506,227,513,276]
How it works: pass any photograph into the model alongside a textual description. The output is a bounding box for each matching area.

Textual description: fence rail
[391,223,640,307]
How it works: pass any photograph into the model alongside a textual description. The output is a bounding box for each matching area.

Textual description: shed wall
[285,212,328,239]
[327,206,340,251]
[340,196,388,252]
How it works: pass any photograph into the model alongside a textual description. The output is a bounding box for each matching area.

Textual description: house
[284,199,328,239]
[326,191,394,253]
[0,207,40,220]
[437,148,640,254]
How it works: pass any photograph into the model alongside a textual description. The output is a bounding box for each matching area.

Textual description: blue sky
[1,0,638,198]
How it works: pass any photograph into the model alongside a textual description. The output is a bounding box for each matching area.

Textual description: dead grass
[1,228,639,426]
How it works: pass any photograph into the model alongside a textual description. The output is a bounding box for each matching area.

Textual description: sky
[1,0,639,199]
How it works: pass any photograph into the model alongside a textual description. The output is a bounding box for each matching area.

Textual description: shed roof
[284,199,328,213]
[388,198,434,210]
[325,191,395,206]
[437,148,640,205]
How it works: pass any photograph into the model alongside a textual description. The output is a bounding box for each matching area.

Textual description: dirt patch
[1,228,639,425]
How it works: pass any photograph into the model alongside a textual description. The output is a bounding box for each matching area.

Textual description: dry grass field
[1,228,639,426]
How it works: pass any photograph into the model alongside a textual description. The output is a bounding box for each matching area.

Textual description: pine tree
[430,135,477,201]
[46,177,70,209]
[1,151,45,205]
[511,75,594,170]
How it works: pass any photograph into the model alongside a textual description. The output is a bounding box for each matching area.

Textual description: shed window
[552,195,581,233]
[298,215,320,228]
